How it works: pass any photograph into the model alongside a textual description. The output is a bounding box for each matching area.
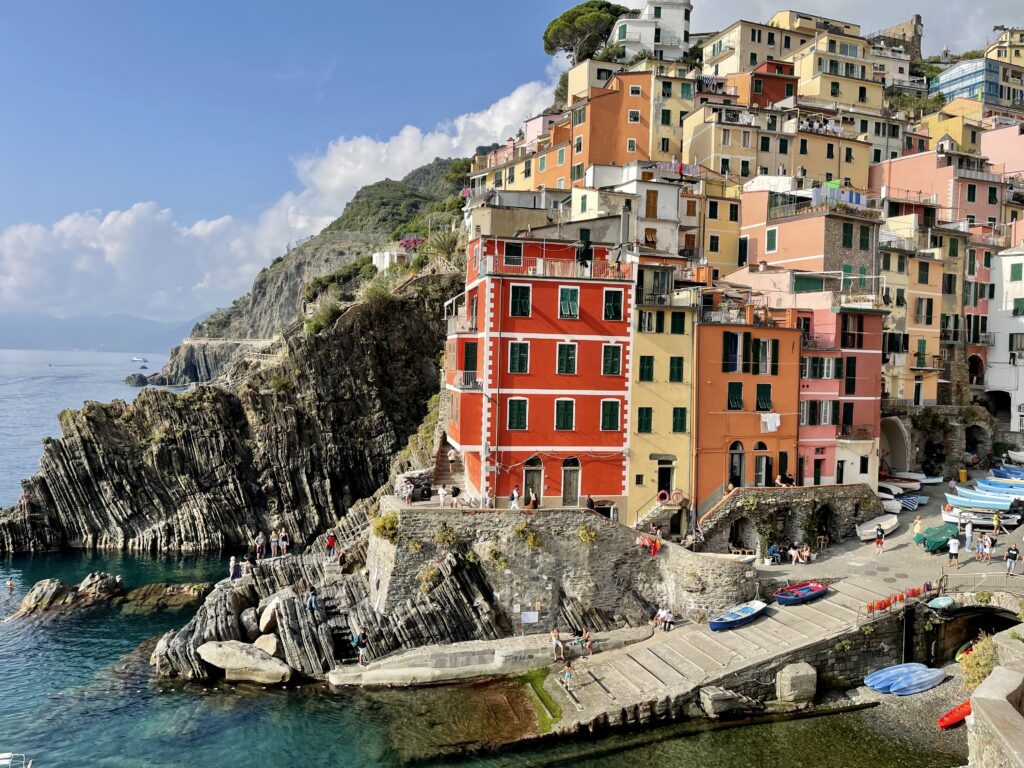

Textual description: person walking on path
[964,521,974,552]
[447,447,457,476]
[581,628,593,658]
[509,485,521,510]
[1006,543,1020,574]
[228,556,242,580]
[992,512,1002,537]
[305,586,321,620]
[947,535,961,569]
[875,523,886,554]
[561,661,574,690]
[279,529,289,556]
[913,516,924,537]
[983,533,994,565]
[270,529,279,558]
[325,530,337,560]
[975,534,986,563]
[550,627,565,661]
[254,531,265,561]
[438,484,448,508]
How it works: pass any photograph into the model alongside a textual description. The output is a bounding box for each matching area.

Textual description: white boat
[957,485,1024,502]
[0,754,28,768]
[131,356,148,362]
[880,498,902,514]
[942,509,1021,528]
[1007,449,1024,464]
[891,472,943,485]
[879,479,922,493]
[858,515,900,541]
[945,492,1013,511]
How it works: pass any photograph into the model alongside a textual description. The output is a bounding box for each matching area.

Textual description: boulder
[699,686,755,718]
[197,640,292,684]
[121,582,213,615]
[14,578,72,616]
[241,607,261,642]
[776,662,817,704]
[124,373,149,387]
[13,572,126,618]
[258,600,279,633]
[254,634,283,659]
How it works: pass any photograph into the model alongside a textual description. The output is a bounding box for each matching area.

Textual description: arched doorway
[968,355,985,386]
[812,504,840,544]
[728,441,745,487]
[880,417,911,472]
[728,516,757,550]
[987,391,1012,429]
[523,456,543,508]
[561,457,581,506]
[966,425,991,462]
[753,442,772,486]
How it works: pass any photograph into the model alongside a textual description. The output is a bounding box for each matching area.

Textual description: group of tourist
[764,540,813,564]
[774,473,797,488]
[941,518,1019,571]
[252,529,290,560]
[508,484,540,510]
[651,607,675,631]
[549,626,594,661]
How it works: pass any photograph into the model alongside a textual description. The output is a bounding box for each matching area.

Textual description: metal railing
[768,197,881,221]
[698,307,778,327]
[482,256,633,281]
[637,290,699,308]
[939,328,964,344]
[881,398,912,413]
[879,231,918,251]
[447,315,477,335]
[839,424,875,440]
[981,333,996,346]
[940,570,1024,597]
[880,187,938,205]
[452,371,482,390]
[956,167,1002,184]
[802,333,838,350]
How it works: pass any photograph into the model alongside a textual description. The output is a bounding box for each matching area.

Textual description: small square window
[628,109,641,122]
[637,407,653,433]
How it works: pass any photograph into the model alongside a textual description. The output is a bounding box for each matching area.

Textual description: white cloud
[0,77,556,320]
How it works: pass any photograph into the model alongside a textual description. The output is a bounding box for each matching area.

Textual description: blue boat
[982,476,1024,487]
[964,485,1024,500]
[945,493,1012,511]
[891,667,946,696]
[773,581,828,606]
[993,468,1024,480]
[865,663,927,692]
[709,600,768,631]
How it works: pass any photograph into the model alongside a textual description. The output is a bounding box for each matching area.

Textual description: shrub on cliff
[372,512,399,544]
[961,634,999,693]
[434,524,458,551]
[305,298,343,335]
[418,564,442,594]
[513,522,542,550]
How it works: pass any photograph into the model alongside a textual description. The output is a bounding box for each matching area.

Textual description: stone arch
[986,390,1013,429]
[965,424,991,461]
[728,516,758,550]
[880,417,912,472]
[812,504,841,544]
[968,354,985,386]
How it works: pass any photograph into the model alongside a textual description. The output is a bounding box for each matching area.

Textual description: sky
[0,1,1016,321]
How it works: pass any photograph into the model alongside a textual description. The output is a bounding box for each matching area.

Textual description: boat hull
[891,668,946,696]
[938,700,972,729]
[709,600,767,631]
[857,515,899,541]
[945,492,1012,511]
[774,581,828,606]
[864,663,927,692]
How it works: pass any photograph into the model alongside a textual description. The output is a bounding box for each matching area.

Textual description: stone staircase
[546,574,903,730]
[433,442,465,490]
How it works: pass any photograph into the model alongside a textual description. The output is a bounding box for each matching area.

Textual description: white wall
[986,247,1024,432]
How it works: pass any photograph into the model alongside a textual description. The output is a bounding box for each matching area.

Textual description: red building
[445,236,633,509]
[727,61,797,108]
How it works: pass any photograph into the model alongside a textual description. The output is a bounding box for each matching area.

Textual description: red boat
[773,580,828,606]
[937,700,971,729]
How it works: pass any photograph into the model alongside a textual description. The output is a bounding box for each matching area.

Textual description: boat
[945,493,1013,511]
[914,523,959,553]
[942,509,1020,527]
[927,596,956,610]
[980,476,1024,488]
[774,581,828,606]
[993,467,1024,480]
[131,356,148,362]
[937,700,972,729]
[899,495,920,511]
[857,515,899,541]
[0,755,29,768]
[890,667,946,696]
[878,477,922,492]
[997,463,1024,475]
[880,498,902,514]
[709,600,768,631]
[891,472,944,485]
[1007,449,1024,464]
[955,640,975,662]
[955,485,1024,501]
[864,663,927,692]
[916,495,930,505]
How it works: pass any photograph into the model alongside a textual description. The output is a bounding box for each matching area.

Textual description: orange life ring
[671,490,683,503]
[657,490,670,504]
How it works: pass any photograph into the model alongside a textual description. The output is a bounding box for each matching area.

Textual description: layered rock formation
[0,275,460,554]
[11,572,125,617]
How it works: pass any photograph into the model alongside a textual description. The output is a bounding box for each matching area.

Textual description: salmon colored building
[444,236,634,510]
[727,60,797,108]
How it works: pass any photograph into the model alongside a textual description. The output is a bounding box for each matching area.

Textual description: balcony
[698,307,782,327]
[802,333,838,350]
[910,354,943,371]
[879,231,918,252]
[452,370,482,390]
[956,167,1002,184]
[677,247,704,262]
[768,197,881,221]
[880,187,939,206]
[482,255,633,281]
[637,289,699,308]
[838,424,876,440]
[714,107,754,125]
[881,398,911,414]
[980,333,996,346]
[447,315,477,335]
[939,328,964,344]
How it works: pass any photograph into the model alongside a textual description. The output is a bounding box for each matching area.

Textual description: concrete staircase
[433,442,465,489]
[547,575,902,729]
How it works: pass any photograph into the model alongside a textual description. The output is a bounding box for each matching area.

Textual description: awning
[649,453,678,462]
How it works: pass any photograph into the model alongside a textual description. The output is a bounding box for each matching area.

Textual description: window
[799,138,808,155]
[637,407,653,433]
[580,194,587,214]
[708,201,719,219]
[760,136,771,152]
[753,79,763,94]
[1011,263,1023,282]
[504,242,523,266]
[523,159,531,178]
[660,137,670,152]
[628,109,641,122]
[949,237,959,258]
[510,285,531,317]
[618,24,626,41]
[629,85,641,97]
[661,81,672,99]
[670,312,686,334]
[896,288,905,306]
[507,399,528,430]
[602,344,621,375]
[859,225,870,251]
[509,342,529,373]
[984,251,992,268]
[873,148,881,163]
[785,82,794,97]
[842,223,853,248]
[1015,298,1024,316]
[556,343,577,375]
[539,155,547,173]
[555,400,575,430]
[779,137,789,154]
[639,356,655,381]
[721,129,731,146]
[830,81,840,97]
[571,163,585,180]
[917,261,929,284]
[784,35,791,48]
[766,228,778,253]
[722,331,741,372]
[720,158,730,175]
[572,106,586,126]
[709,235,720,252]
[626,138,638,153]
[557,148,565,166]
[845,147,854,162]
[574,136,583,153]
[669,356,684,382]
[967,184,976,203]
[727,382,743,410]
[756,384,772,411]
[604,289,623,320]
[741,160,750,177]
[661,108,671,126]
[827,143,835,159]
[749,52,758,66]
[672,407,688,433]
[897,254,907,273]
[653,4,661,17]
[600,400,620,431]
[729,203,739,222]
[989,186,999,205]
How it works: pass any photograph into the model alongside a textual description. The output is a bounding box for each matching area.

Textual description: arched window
[728,442,745,488]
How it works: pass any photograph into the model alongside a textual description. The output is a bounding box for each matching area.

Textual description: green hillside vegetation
[303,255,376,303]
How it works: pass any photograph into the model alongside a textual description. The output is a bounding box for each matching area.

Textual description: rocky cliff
[0,274,461,554]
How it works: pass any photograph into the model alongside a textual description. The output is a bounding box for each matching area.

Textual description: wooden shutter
[742,332,752,373]
[656,311,665,333]
[751,339,761,375]
[722,332,732,372]
[771,339,780,375]
[832,400,840,425]
[834,357,843,379]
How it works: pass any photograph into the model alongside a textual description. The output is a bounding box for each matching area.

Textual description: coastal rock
[776,662,818,704]
[241,607,261,641]
[196,640,292,684]
[253,634,283,659]
[124,373,149,387]
[13,572,125,617]
[258,600,279,634]
[699,686,755,718]
[121,582,214,615]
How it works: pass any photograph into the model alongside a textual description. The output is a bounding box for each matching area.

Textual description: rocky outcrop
[159,230,383,384]
[124,373,149,387]
[12,572,125,617]
[0,275,459,554]
[196,640,293,684]
[121,582,213,615]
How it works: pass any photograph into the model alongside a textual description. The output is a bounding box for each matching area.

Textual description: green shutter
[834,358,843,379]
[604,291,622,319]
[557,344,576,374]
[510,343,529,373]
[671,312,686,334]
[742,332,752,373]
[639,356,654,381]
[669,357,684,382]
[655,311,665,333]
[556,401,574,430]
[508,400,527,430]
[602,345,620,375]
[727,382,743,410]
[751,339,761,375]
[1012,264,1023,282]
[766,229,777,252]
[601,401,619,430]
[842,223,853,248]
[808,400,819,425]
[771,339,780,375]
[672,407,688,433]
[859,225,870,250]
[722,332,732,372]
[832,400,840,426]
[756,383,772,411]
[638,407,653,433]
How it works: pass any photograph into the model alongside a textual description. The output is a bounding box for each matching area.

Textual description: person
[1006,543,1020,574]
[447,447,457,476]
[947,534,961,569]
[270,529,279,558]
[585,494,595,511]
[975,534,986,563]
[228,555,242,580]
[353,631,369,666]
[510,485,521,510]
[561,661,574,689]
[948,477,957,494]
[581,628,593,658]
[767,542,781,564]
[550,627,564,661]
[983,533,994,565]
[438,484,448,508]
[775,474,786,488]
[964,520,974,552]
[798,543,811,564]
[450,486,461,506]
[788,544,800,565]
[305,586,321,619]
[652,607,667,630]
[875,523,885,554]
[254,531,265,560]
[913,516,924,537]
[338,548,348,570]
[325,530,337,560]
[654,524,664,539]
[242,554,253,575]
[992,512,1002,536]
[662,609,675,632]
[279,529,289,556]
[6,577,14,593]
[526,488,538,510]
[403,481,414,506]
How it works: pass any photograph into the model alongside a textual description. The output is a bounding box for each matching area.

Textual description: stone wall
[968,662,1024,768]
[698,484,882,554]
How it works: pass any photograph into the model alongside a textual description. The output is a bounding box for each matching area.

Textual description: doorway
[657,460,674,497]
[728,441,745,487]
[813,459,824,485]
[836,460,845,484]
[524,456,543,507]
[561,457,581,506]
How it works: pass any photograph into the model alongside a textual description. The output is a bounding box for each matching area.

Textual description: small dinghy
[709,600,767,631]
[879,478,922,492]
[891,667,946,696]
[955,640,975,662]
[857,515,899,541]
[938,700,972,729]
[899,494,920,511]
[880,497,902,514]
[892,472,943,485]
[864,663,927,692]
[774,581,828,606]
[994,466,1024,479]
[955,485,1024,502]
[942,509,1020,528]
[1007,449,1024,464]
[945,492,1013,511]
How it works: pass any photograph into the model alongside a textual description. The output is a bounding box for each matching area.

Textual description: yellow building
[985,28,1024,106]
[626,268,699,530]
[631,59,696,162]
[918,108,985,154]
[767,11,861,38]
[786,33,885,111]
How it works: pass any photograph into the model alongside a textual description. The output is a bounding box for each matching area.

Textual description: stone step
[668,631,732,670]
[809,596,864,623]
[756,609,815,641]
[628,645,691,686]
[733,615,802,649]
[700,623,772,658]
[609,654,667,694]
[786,602,847,633]
[646,641,710,679]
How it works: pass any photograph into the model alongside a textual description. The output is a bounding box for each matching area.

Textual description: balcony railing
[768,197,881,221]
[910,354,943,370]
[698,307,780,327]
[453,371,482,390]
[802,333,838,350]
[880,187,938,205]
[482,256,633,281]
[879,231,918,252]
[638,290,699,308]
[447,315,477,335]
[939,328,964,344]
[839,424,875,440]
[980,333,996,346]
[881,398,911,414]
[956,167,1002,184]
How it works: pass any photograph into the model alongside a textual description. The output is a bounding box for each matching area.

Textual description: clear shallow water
[0,348,168,507]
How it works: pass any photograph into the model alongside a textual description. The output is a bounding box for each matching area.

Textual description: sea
[0,349,966,766]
